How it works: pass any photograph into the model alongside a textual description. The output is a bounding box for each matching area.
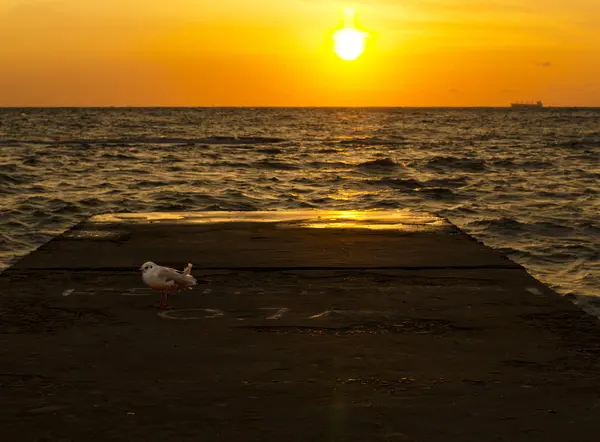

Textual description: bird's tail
[182,263,197,289]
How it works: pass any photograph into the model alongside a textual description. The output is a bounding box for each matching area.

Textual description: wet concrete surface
[1,210,599,441]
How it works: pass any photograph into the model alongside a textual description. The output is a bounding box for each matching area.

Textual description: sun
[334,28,368,61]
[333,8,368,61]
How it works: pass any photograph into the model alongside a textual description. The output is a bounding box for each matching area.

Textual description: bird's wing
[157,267,196,286]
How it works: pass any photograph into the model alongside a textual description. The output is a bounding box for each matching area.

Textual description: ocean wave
[357,158,400,169]
[1,136,287,146]
[307,160,351,169]
[494,246,535,260]
[257,147,284,155]
[0,172,24,184]
[489,158,516,167]
[421,177,469,188]
[551,139,600,149]
[363,178,422,189]
[78,198,104,207]
[424,156,486,172]
[100,153,139,160]
[253,160,299,170]
[22,157,41,166]
[219,144,256,150]
[490,158,553,169]
[466,217,527,232]
[532,221,574,234]
[416,187,457,200]
[366,199,405,209]
[335,136,408,147]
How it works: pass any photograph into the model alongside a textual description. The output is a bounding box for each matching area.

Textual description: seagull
[140,262,198,309]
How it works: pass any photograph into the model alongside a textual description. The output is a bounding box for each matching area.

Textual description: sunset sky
[1,0,599,106]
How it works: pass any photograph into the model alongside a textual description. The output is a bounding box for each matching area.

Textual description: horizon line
[1,105,599,109]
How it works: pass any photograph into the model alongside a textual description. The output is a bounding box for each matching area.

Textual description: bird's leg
[155,291,165,308]
[162,292,170,309]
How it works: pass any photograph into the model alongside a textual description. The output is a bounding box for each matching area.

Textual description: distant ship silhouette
[510,100,543,109]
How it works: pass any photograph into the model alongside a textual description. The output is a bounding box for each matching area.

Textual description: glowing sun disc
[333,28,368,61]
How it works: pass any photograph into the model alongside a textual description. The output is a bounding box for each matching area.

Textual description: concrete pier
[1,210,599,441]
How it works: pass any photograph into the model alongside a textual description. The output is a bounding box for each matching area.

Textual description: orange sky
[1,0,599,106]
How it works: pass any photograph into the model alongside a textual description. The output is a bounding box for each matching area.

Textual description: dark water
[1,108,598,311]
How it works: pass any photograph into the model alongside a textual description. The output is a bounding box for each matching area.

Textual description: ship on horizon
[510,100,544,109]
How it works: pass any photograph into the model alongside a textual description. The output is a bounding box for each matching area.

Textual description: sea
[1,108,598,313]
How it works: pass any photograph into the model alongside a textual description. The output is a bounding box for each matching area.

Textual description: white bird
[140,262,198,309]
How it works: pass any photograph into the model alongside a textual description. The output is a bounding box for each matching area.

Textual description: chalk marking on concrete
[158,308,225,320]
[309,309,393,320]
[61,290,95,296]
[309,310,332,319]
[156,308,394,321]
[260,307,290,320]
